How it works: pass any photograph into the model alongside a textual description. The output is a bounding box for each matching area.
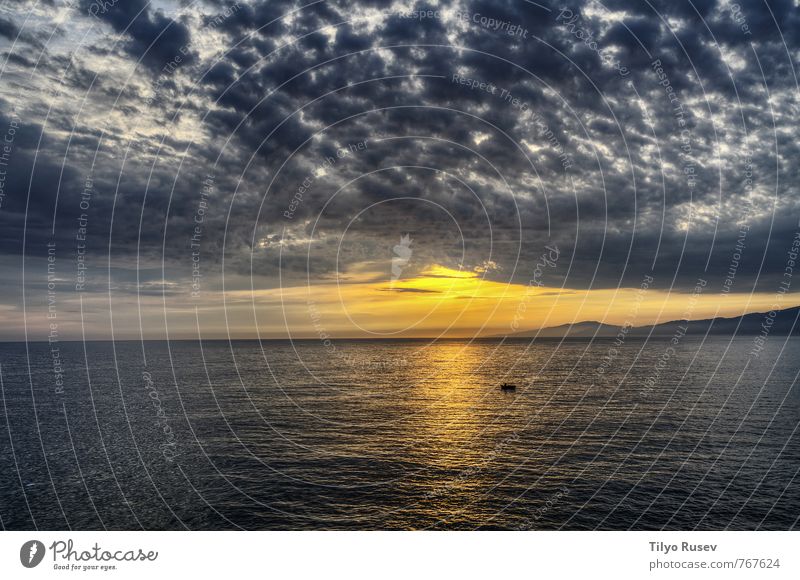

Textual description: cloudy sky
[0,0,798,339]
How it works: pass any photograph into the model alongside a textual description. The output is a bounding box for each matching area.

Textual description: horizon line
[4,303,797,343]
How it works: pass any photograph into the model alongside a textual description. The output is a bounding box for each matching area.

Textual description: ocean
[0,337,797,530]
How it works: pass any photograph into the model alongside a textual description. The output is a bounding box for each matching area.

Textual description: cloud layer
[0,0,799,337]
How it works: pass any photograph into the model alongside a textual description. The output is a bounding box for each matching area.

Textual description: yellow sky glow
[233,264,800,338]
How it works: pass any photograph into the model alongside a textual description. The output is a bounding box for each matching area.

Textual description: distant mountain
[501,306,800,338]
[513,321,617,338]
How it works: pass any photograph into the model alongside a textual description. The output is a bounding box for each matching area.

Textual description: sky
[0,0,799,340]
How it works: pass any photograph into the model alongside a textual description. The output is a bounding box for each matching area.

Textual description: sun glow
[220,263,800,339]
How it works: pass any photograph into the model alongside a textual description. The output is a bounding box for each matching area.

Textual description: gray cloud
[0,0,799,338]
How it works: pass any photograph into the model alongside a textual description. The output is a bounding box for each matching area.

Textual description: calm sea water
[0,337,798,530]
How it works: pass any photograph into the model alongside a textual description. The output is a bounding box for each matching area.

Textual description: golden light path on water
[358,339,560,527]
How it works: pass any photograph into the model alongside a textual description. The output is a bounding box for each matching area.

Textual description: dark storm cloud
[77,0,197,70]
[0,15,45,48]
[0,16,21,40]
[0,0,799,305]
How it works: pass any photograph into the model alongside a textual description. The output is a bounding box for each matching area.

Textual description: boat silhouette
[500,383,517,391]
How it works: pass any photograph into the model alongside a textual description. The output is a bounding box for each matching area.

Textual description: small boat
[500,382,517,391]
